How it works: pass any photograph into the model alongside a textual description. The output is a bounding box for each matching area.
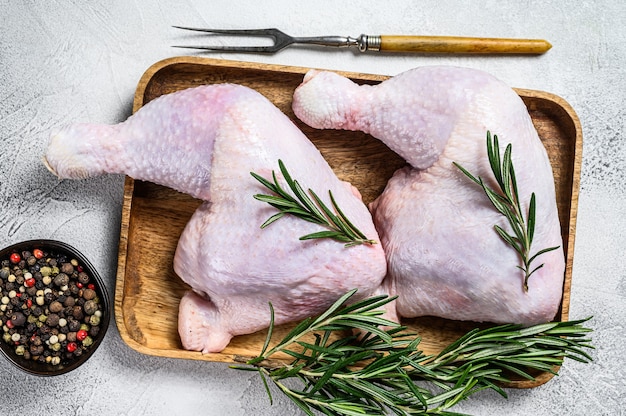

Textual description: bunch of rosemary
[453,131,560,291]
[232,290,593,416]
[251,160,376,247]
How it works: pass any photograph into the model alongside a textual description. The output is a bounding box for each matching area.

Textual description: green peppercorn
[82,336,93,347]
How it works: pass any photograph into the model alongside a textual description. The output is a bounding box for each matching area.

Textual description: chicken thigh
[292,67,565,325]
[44,84,387,352]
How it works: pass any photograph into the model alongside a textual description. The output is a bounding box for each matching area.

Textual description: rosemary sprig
[251,160,376,247]
[232,290,593,416]
[453,131,560,291]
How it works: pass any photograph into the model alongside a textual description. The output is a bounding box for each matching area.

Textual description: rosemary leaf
[259,212,286,229]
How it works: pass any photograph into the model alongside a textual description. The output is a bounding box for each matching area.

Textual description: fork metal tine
[172,45,278,53]
[172,26,292,53]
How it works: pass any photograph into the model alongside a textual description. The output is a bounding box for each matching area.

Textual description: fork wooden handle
[378,35,552,54]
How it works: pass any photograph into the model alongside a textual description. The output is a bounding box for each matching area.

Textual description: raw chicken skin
[292,67,565,325]
[44,84,387,352]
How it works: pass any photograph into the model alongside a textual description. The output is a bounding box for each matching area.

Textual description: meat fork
[172,26,552,55]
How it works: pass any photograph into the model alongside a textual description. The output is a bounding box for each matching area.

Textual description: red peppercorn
[77,265,83,272]
[33,249,44,259]
[76,329,88,341]
[87,284,95,290]
[24,278,36,288]
[67,342,78,353]
[76,282,83,289]
[6,320,14,329]
[26,299,33,308]
[9,253,21,264]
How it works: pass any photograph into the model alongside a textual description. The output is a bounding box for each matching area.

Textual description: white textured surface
[0,0,624,414]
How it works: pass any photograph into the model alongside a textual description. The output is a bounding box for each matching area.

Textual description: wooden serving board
[114,56,582,388]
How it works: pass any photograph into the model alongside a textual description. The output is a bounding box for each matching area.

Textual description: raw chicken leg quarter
[44,83,387,353]
[292,66,565,326]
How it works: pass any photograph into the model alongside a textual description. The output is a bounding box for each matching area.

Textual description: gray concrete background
[1,1,624,414]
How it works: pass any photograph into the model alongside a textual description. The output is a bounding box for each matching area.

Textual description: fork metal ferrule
[357,35,381,52]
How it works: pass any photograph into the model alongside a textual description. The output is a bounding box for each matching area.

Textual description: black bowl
[0,239,110,376]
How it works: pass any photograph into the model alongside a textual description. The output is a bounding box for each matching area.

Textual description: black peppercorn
[49,301,63,314]
[10,312,26,326]
[71,306,83,320]
[69,283,80,295]
[53,273,69,287]
[46,314,60,327]
[60,263,74,275]
[68,319,81,332]
[89,326,100,337]
[83,300,98,315]
[44,292,55,303]
[78,273,89,285]
[82,288,96,300]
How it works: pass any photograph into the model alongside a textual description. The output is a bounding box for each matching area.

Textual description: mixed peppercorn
[0,247,104,368]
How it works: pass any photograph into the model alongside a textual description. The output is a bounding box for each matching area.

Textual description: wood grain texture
[114,56,582,388]
[378,36,551,54]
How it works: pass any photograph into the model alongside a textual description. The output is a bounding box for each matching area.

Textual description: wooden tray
[114,56,582,388]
